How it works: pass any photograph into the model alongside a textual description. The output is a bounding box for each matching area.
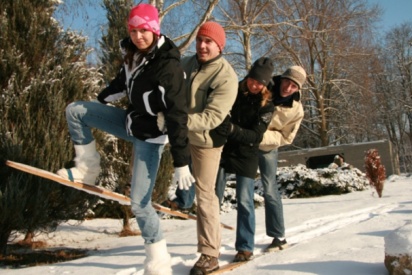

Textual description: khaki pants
[190,144,222,258]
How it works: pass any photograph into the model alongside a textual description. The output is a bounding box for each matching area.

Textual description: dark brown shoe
[190,254,219,274]
[266,238,288,252]
[233,250,253,262]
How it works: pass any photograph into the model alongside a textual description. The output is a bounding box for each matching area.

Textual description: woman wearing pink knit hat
[57,4,193,274]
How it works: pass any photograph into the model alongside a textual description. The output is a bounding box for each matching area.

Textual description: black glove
[229,123,239,137]
[211,115,231,136]
[210,115,231,147]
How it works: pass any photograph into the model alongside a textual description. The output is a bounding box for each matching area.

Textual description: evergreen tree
[99,0,132,81]
[0,0,103,254]
[97,0,133,192]
[91,0,136,230]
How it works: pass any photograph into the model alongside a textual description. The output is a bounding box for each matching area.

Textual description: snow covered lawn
[2,174,411,275]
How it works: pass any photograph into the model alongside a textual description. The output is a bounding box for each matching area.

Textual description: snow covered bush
[273,164,370,198]
[219,164,370,212]
[166,164,370,214]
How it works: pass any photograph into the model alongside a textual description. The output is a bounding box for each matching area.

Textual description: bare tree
[216,0,276,74]
[159,0,220,54]
[266,0,380,147]
[373,23,412,172]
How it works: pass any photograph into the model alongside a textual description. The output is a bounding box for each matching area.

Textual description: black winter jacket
[220,82,274,178]
[97,36,190,167]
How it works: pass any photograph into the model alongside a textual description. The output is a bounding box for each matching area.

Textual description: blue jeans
[215,166,226,205]
[173,160,195,209]
[175,162,219,209]
[174,182,196,209]
[258,149,285,238]
[66,101,165,244]
[175,163,226,210]
[216,167,255,252]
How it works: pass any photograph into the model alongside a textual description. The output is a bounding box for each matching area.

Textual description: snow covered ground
[2,174,411,275]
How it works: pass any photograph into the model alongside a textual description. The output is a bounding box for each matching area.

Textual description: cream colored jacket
[259,97,303,152]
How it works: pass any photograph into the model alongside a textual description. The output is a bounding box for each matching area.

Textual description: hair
[124,35,159,70]
[240,79,272,107]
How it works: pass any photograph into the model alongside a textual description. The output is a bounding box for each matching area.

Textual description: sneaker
[233,250,253,262]
[190,254,219,275]
[266,238,288,252]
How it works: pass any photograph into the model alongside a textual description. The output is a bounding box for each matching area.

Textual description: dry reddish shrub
[364,149,386,198]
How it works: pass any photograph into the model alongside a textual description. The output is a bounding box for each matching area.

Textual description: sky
[368,0,412,30]
[55,0,412,64]
[1,173,411,275]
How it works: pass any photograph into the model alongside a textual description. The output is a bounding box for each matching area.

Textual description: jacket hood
[156,35,181,62]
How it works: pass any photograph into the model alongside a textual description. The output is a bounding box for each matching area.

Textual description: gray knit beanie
[248,57,274,86]
[281,66,307,89]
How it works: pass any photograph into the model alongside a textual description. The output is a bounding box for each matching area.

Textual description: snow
[384,222,412,256]
[2,174,412,275]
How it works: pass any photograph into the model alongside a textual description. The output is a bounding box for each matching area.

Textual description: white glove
[173,165,195,190]
[157,112,166,132]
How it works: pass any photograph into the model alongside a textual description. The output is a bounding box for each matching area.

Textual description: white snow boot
[143,239,172,275]
[57,140,101,185]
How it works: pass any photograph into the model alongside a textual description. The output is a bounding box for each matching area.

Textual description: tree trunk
[0,229,12,256]
[21,231,34,246]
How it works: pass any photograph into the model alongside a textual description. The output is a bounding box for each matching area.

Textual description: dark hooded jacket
[97,35,190,167]
[220,81,274,178]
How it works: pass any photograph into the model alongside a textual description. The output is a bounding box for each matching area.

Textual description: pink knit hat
[197,21,226,51]
[128,4,160,36]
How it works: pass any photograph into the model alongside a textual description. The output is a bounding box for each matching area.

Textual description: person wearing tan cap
[181,21,238,274]
[214,57,275,263]
[258,65,307,252]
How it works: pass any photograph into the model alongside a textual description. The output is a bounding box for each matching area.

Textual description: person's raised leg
[57,101,131,185]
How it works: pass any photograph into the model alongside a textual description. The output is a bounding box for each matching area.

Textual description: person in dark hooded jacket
[215,57,275,262]
[56,4,193,274]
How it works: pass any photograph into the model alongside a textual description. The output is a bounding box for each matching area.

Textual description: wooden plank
[5,160,234,230]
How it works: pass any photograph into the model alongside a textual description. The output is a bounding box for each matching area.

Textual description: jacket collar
[195,53,222,67]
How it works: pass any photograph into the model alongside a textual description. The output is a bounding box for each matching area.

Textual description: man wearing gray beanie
[258,65,307,252]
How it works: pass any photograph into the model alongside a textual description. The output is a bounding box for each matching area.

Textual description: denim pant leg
[174,182,195,209]
[215,166,227,206]
[65,101,133,144]
[235,175,256,252]
[130,138,165,244]
[175,162,226,209]
[258,149,285,238]
[66,101,165,243]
